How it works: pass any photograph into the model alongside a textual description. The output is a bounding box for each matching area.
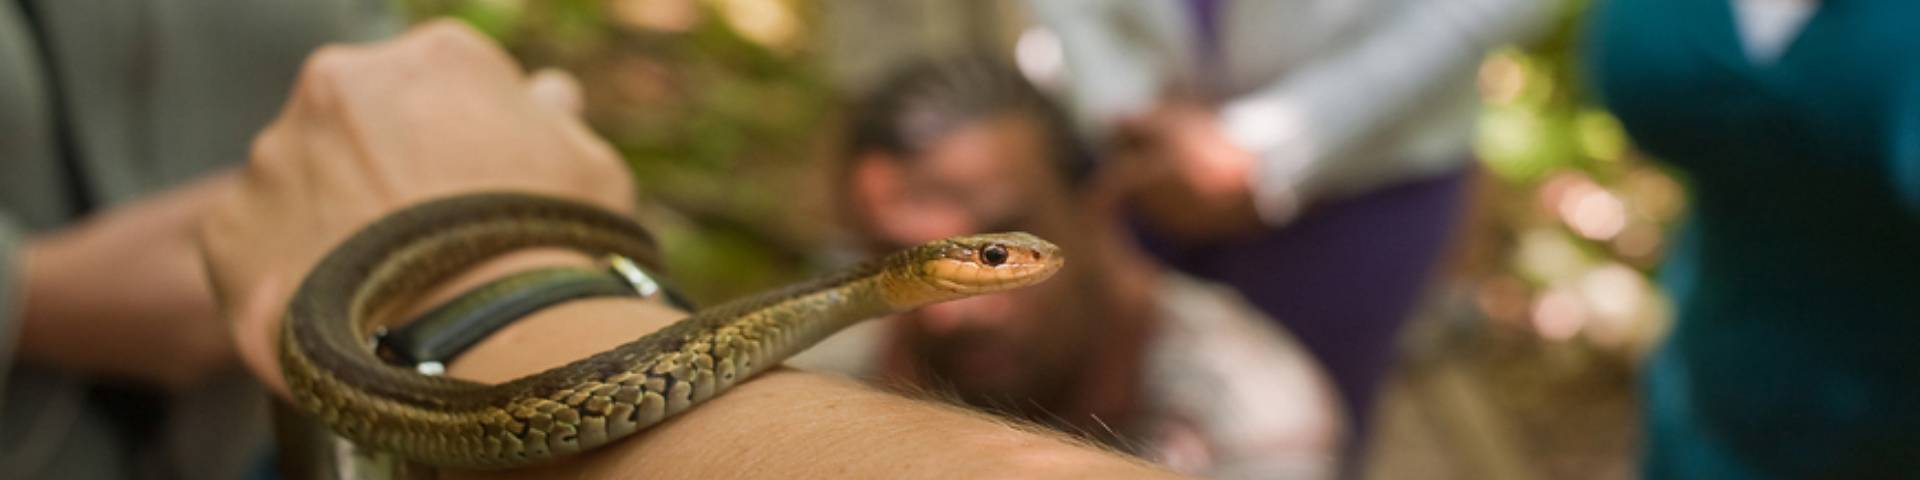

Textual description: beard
[910,326,1083,418]
[903,268,1108,422]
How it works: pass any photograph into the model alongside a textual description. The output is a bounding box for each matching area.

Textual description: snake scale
[280,192,1064,469]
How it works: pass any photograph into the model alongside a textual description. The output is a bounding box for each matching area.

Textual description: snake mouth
[918,232,1064,295]
[924,261,1062,294]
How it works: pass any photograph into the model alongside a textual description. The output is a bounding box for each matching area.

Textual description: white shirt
[1030,0,1556,223]
[1732,0,1816,65]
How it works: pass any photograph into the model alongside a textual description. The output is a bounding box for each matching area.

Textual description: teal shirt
[1588,0,1920,477]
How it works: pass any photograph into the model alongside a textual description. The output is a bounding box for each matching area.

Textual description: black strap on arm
[373,255,693,372]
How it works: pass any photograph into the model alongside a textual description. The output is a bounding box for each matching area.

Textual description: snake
[280,192,1064,469]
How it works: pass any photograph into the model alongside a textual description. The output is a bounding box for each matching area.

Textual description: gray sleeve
[0,0,49,391]
[1031,0,1168,141]
[345,0,405,42]
[0,214,27,390]
[1220,0,1558,223]
[29,0,403,198]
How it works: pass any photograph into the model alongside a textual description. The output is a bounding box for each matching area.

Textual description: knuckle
[297,45,357,84]
[245,133,278,167]
[403,19,519,77]
[411,20,491,57]
[243,130,305,184]
[291,49,359,110]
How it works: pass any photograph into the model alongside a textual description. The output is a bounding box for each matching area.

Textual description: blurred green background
[408,0,840,304]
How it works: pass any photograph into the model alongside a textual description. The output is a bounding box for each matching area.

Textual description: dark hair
[845,55,1095,188]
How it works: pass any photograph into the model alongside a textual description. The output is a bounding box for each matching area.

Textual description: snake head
[882,232,1063,308]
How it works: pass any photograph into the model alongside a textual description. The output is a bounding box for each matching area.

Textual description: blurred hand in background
[1114,100,1265,243]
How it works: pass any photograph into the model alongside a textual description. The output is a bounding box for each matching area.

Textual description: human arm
[200,21,1181,478]
[3,174,239,389]
[442,299,1177,479]
[0,0,243,389]
[1219,0,1555,217]
[1122,0,1557,239]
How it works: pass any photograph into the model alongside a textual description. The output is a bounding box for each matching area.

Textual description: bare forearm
[16,174,236,387]
[440,297,1178,479]
[511,369,1173,479]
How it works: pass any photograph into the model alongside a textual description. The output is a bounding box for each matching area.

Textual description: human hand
[198,20,634,395]
[1115,102,1266,243]
[18,174,238,388]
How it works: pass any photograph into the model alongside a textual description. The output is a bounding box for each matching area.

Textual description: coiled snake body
[281,193,1063,469]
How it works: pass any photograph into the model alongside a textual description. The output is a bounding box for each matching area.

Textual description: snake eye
[981,244,1009,266]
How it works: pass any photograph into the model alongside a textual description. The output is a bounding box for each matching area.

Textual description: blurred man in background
[797,57,1345,479]
[1031,0,1556,443]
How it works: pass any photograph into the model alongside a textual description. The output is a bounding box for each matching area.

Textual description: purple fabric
[1184,0,1226,86]
[1185,0,1223,62]
[1135,168,1471,435]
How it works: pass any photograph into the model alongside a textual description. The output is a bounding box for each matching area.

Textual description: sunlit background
[405,0,1665,477]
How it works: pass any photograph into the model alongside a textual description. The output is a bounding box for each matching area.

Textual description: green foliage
[1465,0,1681,350]
[406,0,835,302]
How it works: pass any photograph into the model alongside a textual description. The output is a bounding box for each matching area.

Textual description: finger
[527,68,585,116]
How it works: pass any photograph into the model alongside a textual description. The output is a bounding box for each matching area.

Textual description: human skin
[198,20,1182,479]
[18,173,239,388]
[444,298,1174,480]
[11,41,587,392]
[1114,102,1266,243]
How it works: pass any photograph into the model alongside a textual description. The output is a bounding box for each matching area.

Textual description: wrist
[374,248,685,383]
[444,294,682,383]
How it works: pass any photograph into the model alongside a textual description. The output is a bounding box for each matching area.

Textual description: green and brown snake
[280,192,1064,468]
